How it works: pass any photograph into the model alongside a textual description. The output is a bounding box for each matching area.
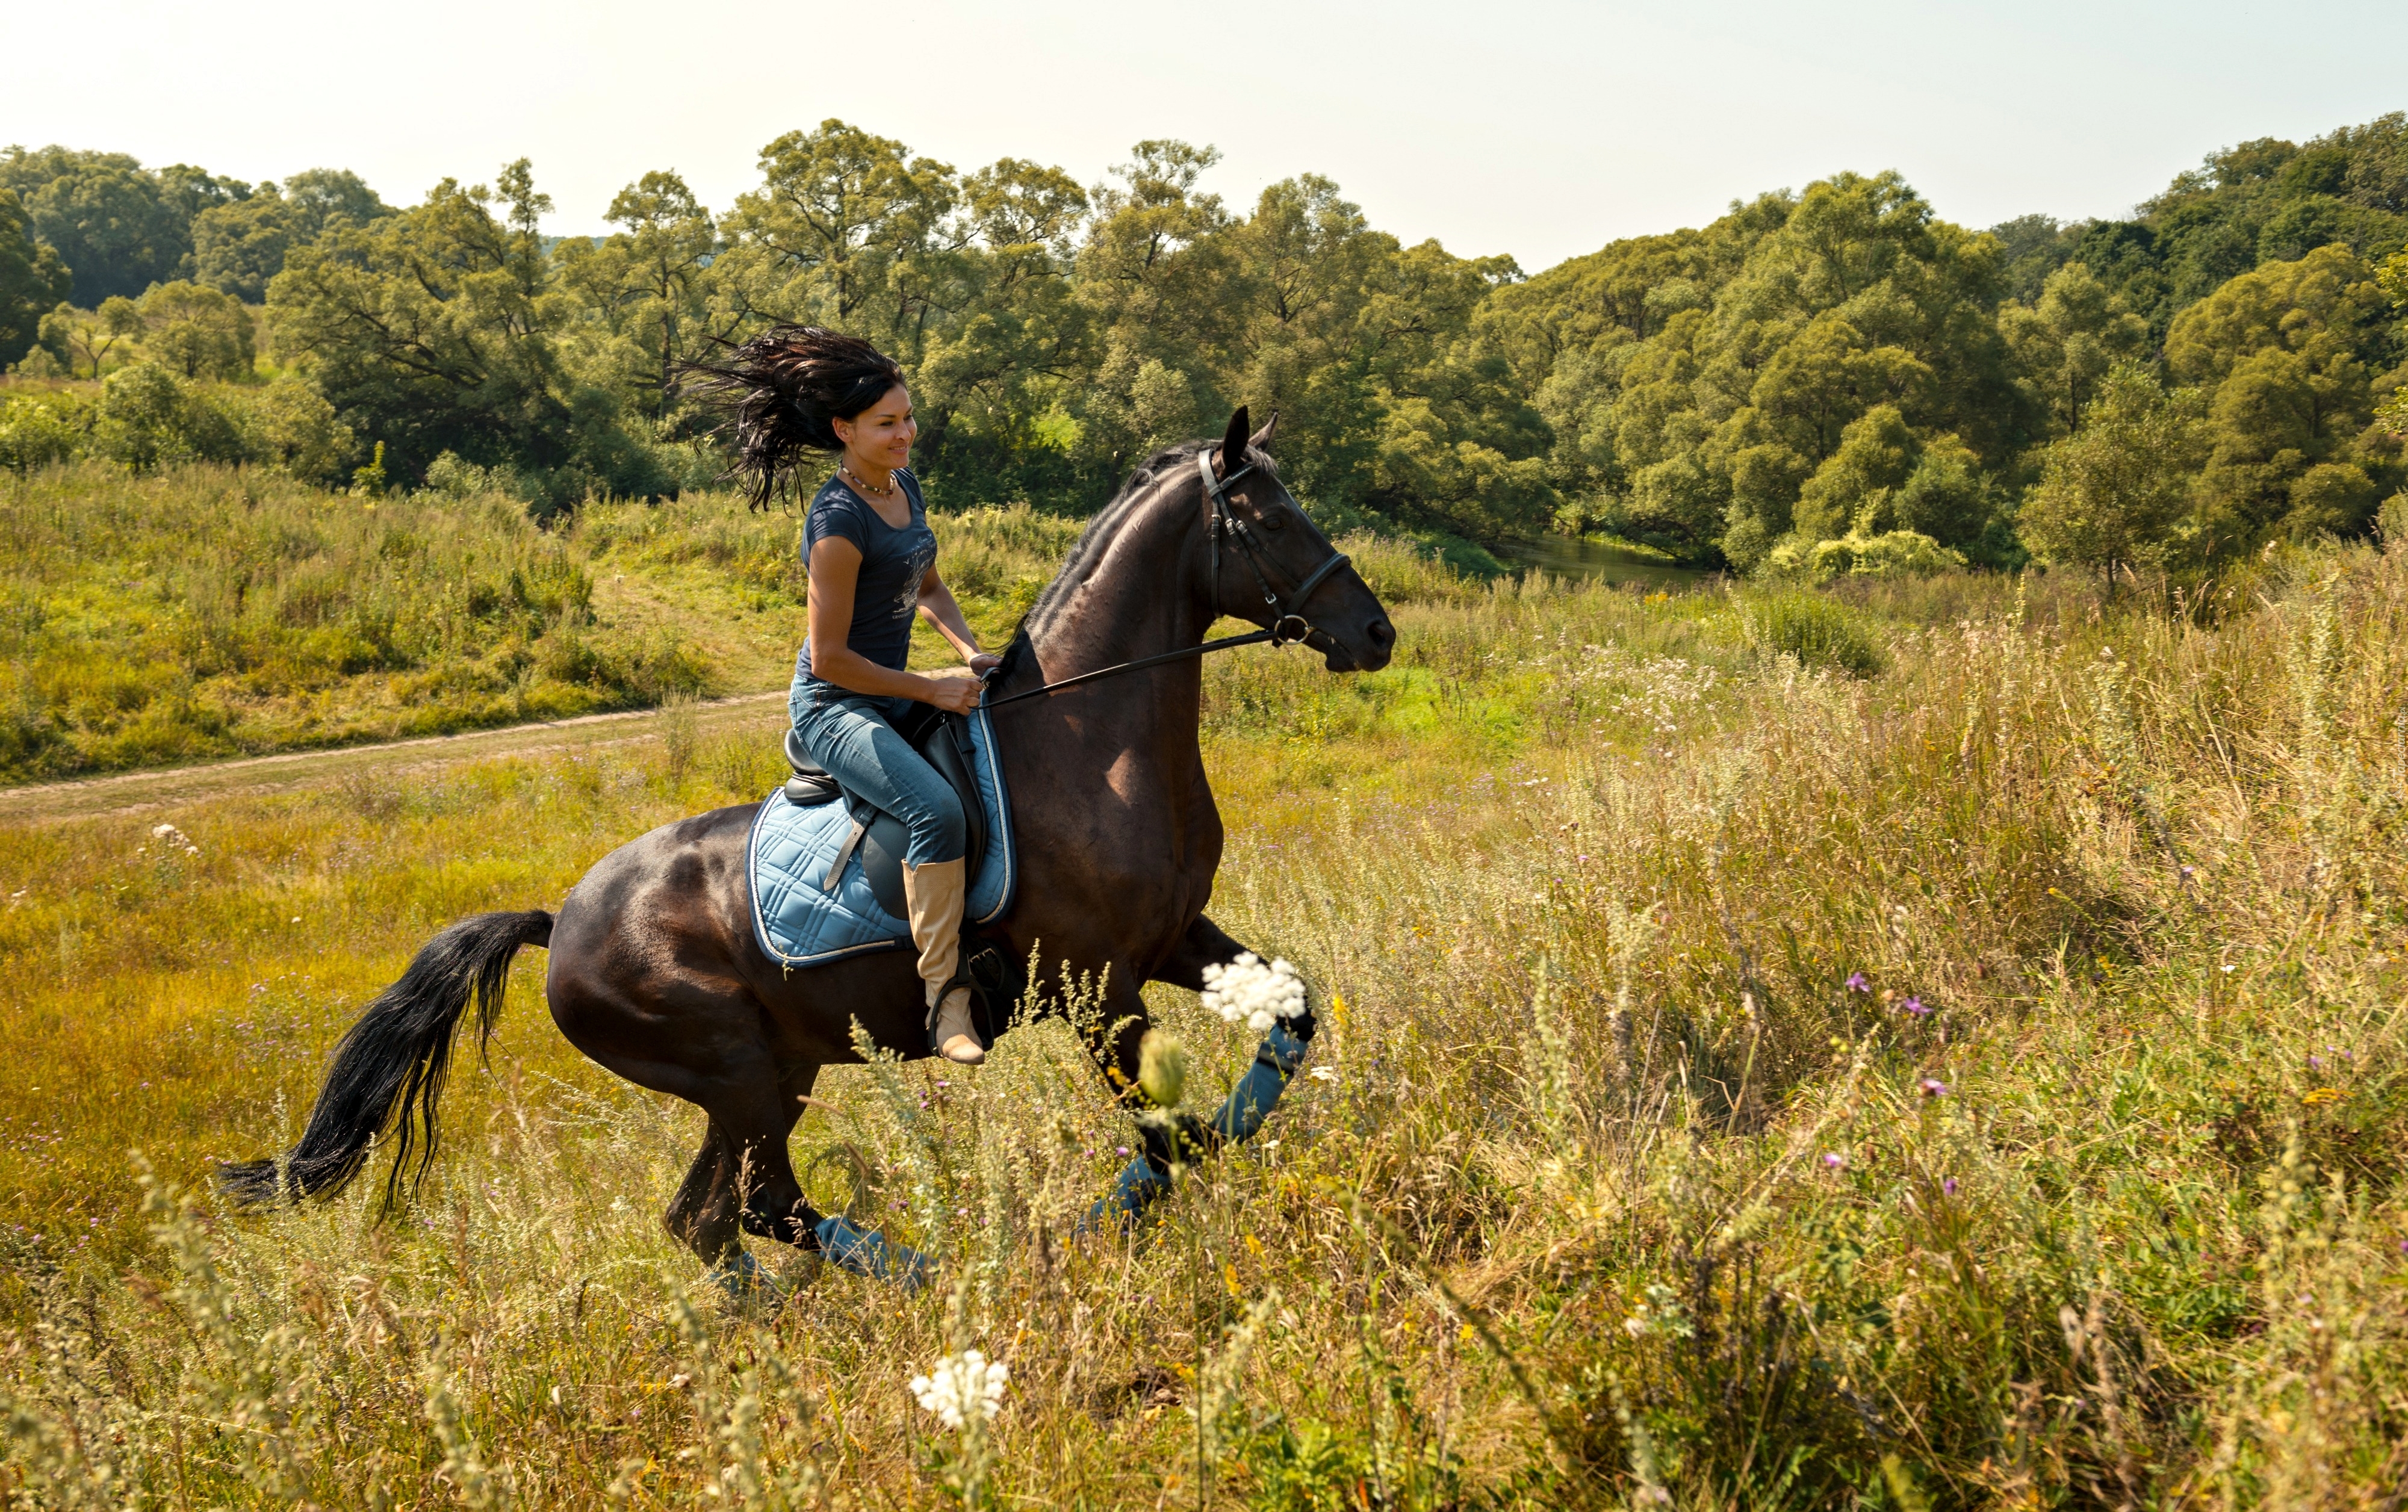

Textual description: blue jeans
[789,671,966,866]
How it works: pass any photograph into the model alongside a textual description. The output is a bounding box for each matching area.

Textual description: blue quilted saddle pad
[745,705,1016,968]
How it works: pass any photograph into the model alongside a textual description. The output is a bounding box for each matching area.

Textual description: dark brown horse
[224,407,1395,1286]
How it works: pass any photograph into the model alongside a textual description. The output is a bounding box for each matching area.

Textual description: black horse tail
[218,909,554,1211]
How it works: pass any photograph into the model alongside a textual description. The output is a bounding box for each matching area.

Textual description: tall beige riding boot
[902,858,984,1065]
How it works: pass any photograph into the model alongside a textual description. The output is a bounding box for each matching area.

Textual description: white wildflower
[151,823,175,838]
[909,1349,1010,1430]
[1200,953,1306,1033]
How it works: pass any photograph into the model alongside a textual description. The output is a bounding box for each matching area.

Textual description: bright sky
[6,0,2404,273]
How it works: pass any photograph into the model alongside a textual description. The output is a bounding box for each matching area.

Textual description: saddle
[781,704,988,923]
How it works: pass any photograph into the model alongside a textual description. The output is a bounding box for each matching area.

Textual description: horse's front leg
[1066,962,1185,1230]
[1152,913,1318,1151]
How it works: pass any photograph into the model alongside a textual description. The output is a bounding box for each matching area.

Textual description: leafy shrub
[1739,589,1885,677]
[91,362,236,469]
[220,380,355,484]
[1773,527,1968,580]
[0,392,81,472]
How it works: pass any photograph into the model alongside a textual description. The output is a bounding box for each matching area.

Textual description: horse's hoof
[707,1250,784,1312]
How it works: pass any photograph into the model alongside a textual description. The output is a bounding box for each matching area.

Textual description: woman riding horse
[221,383,1397,1288]
[686,327,993,1065]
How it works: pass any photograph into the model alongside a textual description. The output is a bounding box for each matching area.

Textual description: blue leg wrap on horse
[708,1249,771,1301]
[1208,1019,1311,1144]
[1079,1021,1311,1234]
[1081,1153,1175,1233]
[812,1215,932,1290]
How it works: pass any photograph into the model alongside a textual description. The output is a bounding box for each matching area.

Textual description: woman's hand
[920,674,981,716]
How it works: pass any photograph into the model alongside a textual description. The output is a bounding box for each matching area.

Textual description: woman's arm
[807,538,979,714]
[916,565,1002,675]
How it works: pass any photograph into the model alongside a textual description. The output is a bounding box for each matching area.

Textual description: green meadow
[2,474,2404,1507]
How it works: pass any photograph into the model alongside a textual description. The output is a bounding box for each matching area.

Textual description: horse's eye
[1262,505,1288,531]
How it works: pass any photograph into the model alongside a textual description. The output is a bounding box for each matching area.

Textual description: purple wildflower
[1942,1177,1958,1197]
[1116,1146,1130,1158]
[1822,1152,1845,1170]
[1919,1078,1948,1098]
[1846,972,1870,994]
[2308,1055,2323,1071]
[1902,996,1930,1017]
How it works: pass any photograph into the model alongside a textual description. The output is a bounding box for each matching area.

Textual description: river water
[1489,534,1708,589]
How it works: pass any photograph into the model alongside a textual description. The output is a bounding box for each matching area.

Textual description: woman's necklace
[840,461,896,499]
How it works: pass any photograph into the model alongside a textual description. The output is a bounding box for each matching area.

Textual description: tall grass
[0,471,1087,785]
[0,465,714,781]
[3,503,2407,1505]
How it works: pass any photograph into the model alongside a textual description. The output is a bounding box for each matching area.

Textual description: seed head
[1138,1029,1189,1108]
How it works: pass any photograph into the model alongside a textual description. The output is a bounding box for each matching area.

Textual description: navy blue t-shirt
[799,469,937,679]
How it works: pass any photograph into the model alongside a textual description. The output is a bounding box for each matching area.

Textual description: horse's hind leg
[668,1121,743,1266]
[674,1068,931,1292]
[665,1064,819,1271]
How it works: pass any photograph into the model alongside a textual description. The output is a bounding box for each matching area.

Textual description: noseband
[982,450,1357,710]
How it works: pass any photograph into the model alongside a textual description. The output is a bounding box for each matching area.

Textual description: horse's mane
[1020,440,1206,642]
[1008,435,1284,668]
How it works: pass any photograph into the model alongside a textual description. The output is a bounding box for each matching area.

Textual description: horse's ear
[1218,405,1251,476]
[1249,411,1277,452]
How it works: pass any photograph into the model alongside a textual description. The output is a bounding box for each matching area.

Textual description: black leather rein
[982,453,1353,711]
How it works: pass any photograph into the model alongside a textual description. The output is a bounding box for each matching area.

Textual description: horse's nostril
[1369,619,1395,648]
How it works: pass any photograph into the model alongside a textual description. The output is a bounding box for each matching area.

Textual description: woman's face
[833,384,915,472]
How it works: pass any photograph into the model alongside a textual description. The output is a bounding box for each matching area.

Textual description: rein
[982,450,1353,711]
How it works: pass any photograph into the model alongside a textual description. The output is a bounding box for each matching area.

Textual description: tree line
[2,117,2406,577]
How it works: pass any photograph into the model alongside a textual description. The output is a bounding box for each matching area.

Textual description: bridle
[982,449,1355,710]
[1197,449,1354,650]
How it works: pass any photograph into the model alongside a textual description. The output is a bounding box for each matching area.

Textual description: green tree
[2065,114,2408,336]
[279,168,392,241]
[138,280,254,379]
[2378,249,2408,439]
[1,146,190,305]
[1999,262,2150,436]
[0,187,70,368]
[715,120,961,352]
[190,187,293,302]
[270,163,662,506]
[557,170,718,419]
[2019,363,2211,578]
[1074,140,1239,400]
[1500,169,2020,562]
[910,157,1093,500]
[37,296,143,377]
[190,169,391,302]
[2165,244,2390,543]
[1792,403,1922,540]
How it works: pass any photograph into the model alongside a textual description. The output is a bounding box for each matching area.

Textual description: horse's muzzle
[1317,616,1394,672]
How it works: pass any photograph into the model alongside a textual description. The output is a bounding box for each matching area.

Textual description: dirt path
[0,692,792,826]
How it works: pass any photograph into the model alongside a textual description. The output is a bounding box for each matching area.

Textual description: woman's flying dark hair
[678,326,905,509]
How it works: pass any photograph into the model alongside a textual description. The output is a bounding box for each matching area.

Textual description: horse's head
[1200,407,1395,673]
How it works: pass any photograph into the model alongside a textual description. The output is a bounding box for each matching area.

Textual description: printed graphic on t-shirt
[893,539,935,622]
